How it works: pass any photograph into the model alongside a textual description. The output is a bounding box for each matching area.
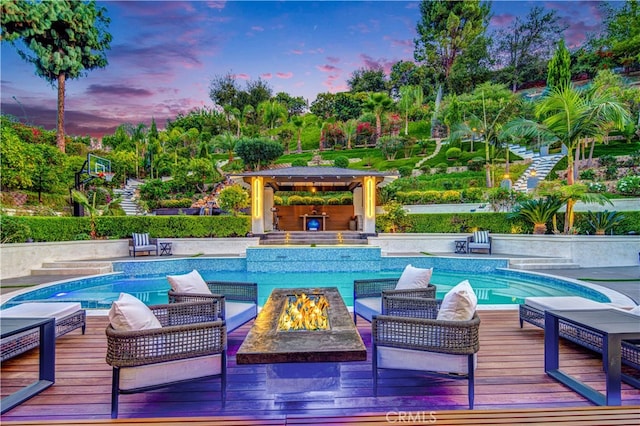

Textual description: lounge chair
[0,302,86,361]
[372,281,480,408]
[128,232,158,257]
[106,299,226,418]
[467,230,492,254]
[520,296,640,371]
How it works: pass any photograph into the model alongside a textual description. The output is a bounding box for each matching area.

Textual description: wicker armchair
[106,301,226,418]
[372,297,480,408]
[353,278,436,323]
[168,280,258,332]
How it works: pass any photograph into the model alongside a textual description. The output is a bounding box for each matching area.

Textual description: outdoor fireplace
[277,293,330,331]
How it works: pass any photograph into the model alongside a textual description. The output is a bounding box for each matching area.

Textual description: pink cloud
[291,49,304,55]
[261,73,273,79]
[233,73,250,80]
[327,56,340,64]
[86,85,154,97]
[317,64,340,73]
[276,72,293,79]
[359,54,395,74]
[491,13,515,27]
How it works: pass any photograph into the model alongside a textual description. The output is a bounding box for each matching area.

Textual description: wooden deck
[1,310,639,423]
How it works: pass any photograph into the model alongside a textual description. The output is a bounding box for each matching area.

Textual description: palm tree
[257,100,288,137]
[363,92,393,141]
[505,85,630,185]
[291,116,305,153]
[508,197,563,234]
[398,85,423,136]
[214,131,238,162]
[340,119,358,150]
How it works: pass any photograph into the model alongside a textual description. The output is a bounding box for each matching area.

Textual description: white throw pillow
[167,270,211,294]
[395,264,433,290]
[109,293,162,331]
[436,280,478,321]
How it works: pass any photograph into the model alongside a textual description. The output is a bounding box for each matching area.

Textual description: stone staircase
[260,231,370,246]
[509,144,565,192]
[114,179,144,215]
[509,257,580,270]
[31,261,113,276]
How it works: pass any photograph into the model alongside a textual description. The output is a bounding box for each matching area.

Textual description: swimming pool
[1,247,630,309]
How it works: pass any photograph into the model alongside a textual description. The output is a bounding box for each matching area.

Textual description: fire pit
[236,287,366,364]
[277,293,330,331]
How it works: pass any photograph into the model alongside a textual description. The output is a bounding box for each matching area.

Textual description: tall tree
[347,67,388,94]
[398,85,424,136]
[494,6,566,92]
[547,39,572,90]
[1,0,112,153]
[589,0,640,73]
[257,100,288,136]
[208,71,241,109]
[414,0,490,94]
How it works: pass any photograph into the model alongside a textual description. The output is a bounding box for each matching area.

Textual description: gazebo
[231,167,397,235]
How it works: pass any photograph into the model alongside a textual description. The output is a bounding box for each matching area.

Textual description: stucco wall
[0,238,260,280]
[370,233,640,267]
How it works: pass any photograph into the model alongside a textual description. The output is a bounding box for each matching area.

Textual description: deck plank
[1,310,639,423]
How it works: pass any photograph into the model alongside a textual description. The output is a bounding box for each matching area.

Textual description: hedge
[2,210,638,243]
[1,215,251,242]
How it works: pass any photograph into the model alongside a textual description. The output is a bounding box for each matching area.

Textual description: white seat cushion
[1,302,81,319]
[119,354,222,391]
[354,297,381,322]
[377,346,477,375]
[109,293,162,331]
[395,264,433,290]
[437,280,477,321]
[167,270,211,294]
[225,301,257,332]
[524,296,610,312]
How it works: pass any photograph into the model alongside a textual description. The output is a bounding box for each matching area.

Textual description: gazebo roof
[231,166,397,192]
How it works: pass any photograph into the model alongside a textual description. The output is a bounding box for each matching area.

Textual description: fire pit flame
[278,293,330,331]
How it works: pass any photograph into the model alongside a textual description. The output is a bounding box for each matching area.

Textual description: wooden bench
[2,406,638,425]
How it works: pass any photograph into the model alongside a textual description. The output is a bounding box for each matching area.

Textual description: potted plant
[585,210,625,235]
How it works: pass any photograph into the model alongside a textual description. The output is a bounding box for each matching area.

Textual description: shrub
[462,187,484,202]
[288,195,304,205]
[579,169,596,180]
[159,198,193,208]
[587,181,607,193]
[422,190,441,203]
[616,175,640,195]
[398,166,413,178]
[467,157,485,172]
[0,216,32,243]
[326,197,341,205]
[333,156,349,168]
[441,180,453,190]
[445,147,462,159]
[291,159,307,167]
[440,190,462,203]
[434,163,448,174]
[273,195,284,205]
[598,154,617,167]
[339,194,353,205]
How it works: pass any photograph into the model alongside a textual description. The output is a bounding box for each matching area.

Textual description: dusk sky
[1,1,611,139]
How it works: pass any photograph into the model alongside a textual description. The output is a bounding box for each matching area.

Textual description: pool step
[260,231,369,246]
[509,258,580,270]
[31,261,113,276]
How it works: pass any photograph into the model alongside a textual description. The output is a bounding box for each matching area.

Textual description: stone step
[31,266,112,276]
[509,258,580,270]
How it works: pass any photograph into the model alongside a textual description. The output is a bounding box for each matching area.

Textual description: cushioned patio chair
[372,281,480,409]
[106,300,226,418]
[167,271,258,333]
[354,278,436,324]
[467,230,492,254]
[128,232,158,257]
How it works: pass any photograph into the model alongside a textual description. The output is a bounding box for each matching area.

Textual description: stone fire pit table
[237,287,367,364]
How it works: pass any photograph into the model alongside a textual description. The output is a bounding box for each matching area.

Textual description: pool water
[9,269,608,309]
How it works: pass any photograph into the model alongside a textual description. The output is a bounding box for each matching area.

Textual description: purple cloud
[317,64,340,73]
[85,84,154,97]
[276,72,293,79]
[261,73,273,79]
